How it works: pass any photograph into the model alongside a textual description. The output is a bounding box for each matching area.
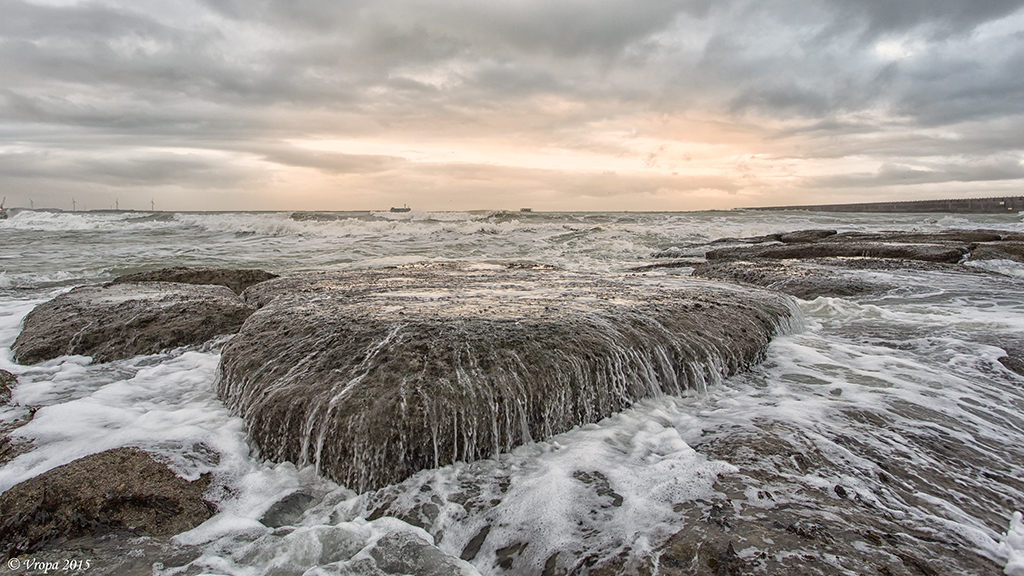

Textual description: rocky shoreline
[2,229,1021,573]
[643,229,1024,295]
[643,228,1024,378]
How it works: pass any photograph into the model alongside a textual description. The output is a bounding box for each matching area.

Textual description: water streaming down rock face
[217,264,798,492]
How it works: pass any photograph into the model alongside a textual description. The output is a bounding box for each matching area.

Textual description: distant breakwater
[747,195,1024,214]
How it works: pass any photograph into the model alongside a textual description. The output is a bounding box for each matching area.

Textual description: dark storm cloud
[0,0,207,91]
[888,47,1024,126]
[259,147,408,174]
[0,149,248,188]
[808,157,1024,189]
[831,0,1024,37]
[690,0,1024,124]
[202,0,704,57]
[0,0,167,40]
[1,0,1022,208]
[3,0,1018,120]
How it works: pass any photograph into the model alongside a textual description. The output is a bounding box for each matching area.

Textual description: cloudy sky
[2,0,1024,211]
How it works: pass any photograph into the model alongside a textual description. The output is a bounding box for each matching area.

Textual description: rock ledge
[13,282,254,364]
[219,265,796,491]
[0,447,213,559]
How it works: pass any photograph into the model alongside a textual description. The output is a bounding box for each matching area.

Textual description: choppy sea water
[1,209,1023,575]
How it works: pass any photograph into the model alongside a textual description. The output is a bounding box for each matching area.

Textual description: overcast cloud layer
[2,0,1023,211]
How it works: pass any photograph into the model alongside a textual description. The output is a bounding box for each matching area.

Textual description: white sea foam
[1002,511,1024,576]
[0,297,47,367]
[374,399,736,570]
[0,210,175,232]
[167,394,737,575]
[0,350,229,491]
[0,270,88,290]
[2,210,1023,574]
[966,258,1024,278]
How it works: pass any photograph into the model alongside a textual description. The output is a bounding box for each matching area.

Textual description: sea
[1,208,1023,575]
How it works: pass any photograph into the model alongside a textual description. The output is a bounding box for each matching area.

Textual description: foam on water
[967,258,1024,278]
[4,208,1021,239]
[2,209,1023,574]
[160,394,738,575]
[344,397,739,571]
[0,210,176,232]
[1003,512,1024,576]
[740,289,1024,568]
[3,209,1022,280]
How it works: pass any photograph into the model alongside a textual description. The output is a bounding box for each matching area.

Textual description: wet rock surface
[369,532,477,576]
[12,282,255,364]
[357,416,1011,576]
[652,228,1024,299]
[259,491,316,528]
[0,369,14,405]
[824,229,1009,244]
[112,266,278,295]
[219,265,796,492]
[0,370,31,468]
[777,229,837,243]
[0,447,214,559]
[692,259,895,299]
[0,424,34,469]
[648,425,1008,576]
[1000,347,1024,376]
[968,241,1024,263]
[7,536,205,576]
[705,241,971,263]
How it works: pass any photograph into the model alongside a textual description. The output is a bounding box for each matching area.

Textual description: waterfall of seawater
[217,268,799,493]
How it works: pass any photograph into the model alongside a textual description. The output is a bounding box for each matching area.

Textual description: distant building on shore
[747,195,1024,214]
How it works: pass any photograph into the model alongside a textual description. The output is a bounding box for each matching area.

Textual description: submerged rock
[706,241,970,263]
[0,447,213,559]
[650,424,1009,576]
[218,265,796,492]
[12,282,255,364]
[0,369,14,405]
[672,229,1024,262]
[370,532,477,576]
[966,241,1024,263]
[692,260,893,299]
[0,370,26,467]
[670,228,1024,299]
[259,491,316,528]
[692,253,1001,299]
[826,230,1006,244]
[778,229,837,243]
[112,266,278,295]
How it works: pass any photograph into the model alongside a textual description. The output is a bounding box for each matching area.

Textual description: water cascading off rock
[217,265,797,492]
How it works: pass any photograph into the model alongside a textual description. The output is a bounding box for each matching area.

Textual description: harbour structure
[747,195,1024,214]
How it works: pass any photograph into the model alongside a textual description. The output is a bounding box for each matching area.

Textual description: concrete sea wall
[748,195,1024,214]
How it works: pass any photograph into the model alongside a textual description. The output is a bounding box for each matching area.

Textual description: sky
[2,0,1024,212]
